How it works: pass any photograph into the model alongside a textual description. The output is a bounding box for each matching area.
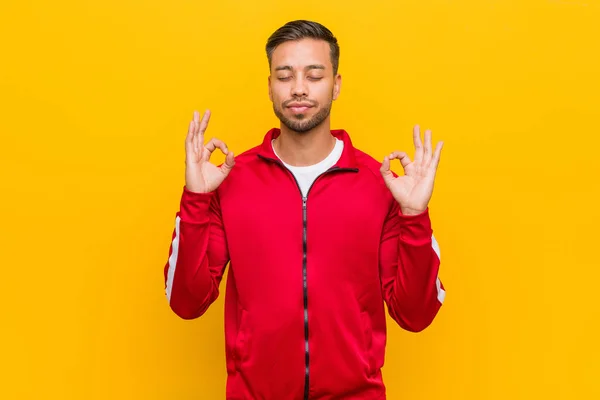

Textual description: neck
[274,119,336,167]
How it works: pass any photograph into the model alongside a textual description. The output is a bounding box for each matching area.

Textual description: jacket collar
[257,128,359,170]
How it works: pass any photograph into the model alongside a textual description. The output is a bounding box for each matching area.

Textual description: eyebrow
[275,64,326,72]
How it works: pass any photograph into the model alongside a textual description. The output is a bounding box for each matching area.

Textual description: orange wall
[1,0,599,398]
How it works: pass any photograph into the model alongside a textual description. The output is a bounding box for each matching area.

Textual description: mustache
[282,98,318,107]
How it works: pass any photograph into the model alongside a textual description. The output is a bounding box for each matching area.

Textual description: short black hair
[266,20,340,75]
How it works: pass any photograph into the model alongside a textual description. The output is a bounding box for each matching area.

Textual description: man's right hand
[185,110,235,193]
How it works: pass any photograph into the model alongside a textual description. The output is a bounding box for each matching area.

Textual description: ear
[333,73,342,101]
[268,75,273,102]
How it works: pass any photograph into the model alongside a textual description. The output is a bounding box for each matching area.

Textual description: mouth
[286,103,314,114]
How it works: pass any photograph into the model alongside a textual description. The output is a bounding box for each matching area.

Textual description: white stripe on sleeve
[431,234,446,304]
[165,216,181,303]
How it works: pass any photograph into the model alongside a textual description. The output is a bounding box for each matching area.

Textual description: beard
[273,98,333,133]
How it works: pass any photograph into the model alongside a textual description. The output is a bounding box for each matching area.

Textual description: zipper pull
[303,197,307,218]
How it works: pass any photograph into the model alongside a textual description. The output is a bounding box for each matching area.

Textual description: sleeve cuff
[179,185,215,224]
[397,207,433,244]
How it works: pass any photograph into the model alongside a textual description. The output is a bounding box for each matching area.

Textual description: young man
[164,20,446,400]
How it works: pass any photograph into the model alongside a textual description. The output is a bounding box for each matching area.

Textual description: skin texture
[184,37,444,215]
[268,38,342,167]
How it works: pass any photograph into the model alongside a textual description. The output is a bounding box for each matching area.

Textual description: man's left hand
[380,125,444,216]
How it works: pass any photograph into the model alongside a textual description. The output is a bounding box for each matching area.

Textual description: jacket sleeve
[163,185,230,320]
[379,199,446,332]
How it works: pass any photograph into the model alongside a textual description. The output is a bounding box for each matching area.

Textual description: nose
[291,76,308,97]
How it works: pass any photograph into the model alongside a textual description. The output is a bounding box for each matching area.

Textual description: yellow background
[1,0,599,398]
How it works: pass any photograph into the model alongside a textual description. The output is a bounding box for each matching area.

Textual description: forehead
[271,38,332,71]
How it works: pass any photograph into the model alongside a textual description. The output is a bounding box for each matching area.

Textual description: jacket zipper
[300,167,358,400]
[302,194,309,399]
[258,154,358,399]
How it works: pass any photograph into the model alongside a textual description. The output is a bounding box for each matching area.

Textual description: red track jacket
[163,128,445,399]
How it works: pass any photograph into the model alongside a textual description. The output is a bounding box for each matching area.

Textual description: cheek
[315,84,334,102]
[270,85,287,103]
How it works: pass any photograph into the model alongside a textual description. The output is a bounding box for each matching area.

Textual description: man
[164,20,446,400]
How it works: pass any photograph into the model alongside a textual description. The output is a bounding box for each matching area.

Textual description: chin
[285,118,325,133]
[273,103,331,133]
[289,109,314,119]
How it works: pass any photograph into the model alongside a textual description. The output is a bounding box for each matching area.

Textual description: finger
[413,125,423,164]
[423,129,432,163]
[205,137,229,156]
[221,151,236,175]
[192,110,210,154]
[197,109,211,142]
[389,151,412,169]
[192,122,199,155]
[193,110,200,142]
[189,111,199,153]
[380,155,391,173]
[380,156,394,185]
[430,141,444,169]
[185,120,196,155]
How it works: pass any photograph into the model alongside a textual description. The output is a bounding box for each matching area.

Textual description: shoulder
[231,144,262,166]
[216,142,268,192]
[350,145,397,206]
[352,147,386,182]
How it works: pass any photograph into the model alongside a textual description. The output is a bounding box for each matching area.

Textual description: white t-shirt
[272,138,344,197]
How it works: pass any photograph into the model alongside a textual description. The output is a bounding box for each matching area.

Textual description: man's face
[269,38,341,133]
